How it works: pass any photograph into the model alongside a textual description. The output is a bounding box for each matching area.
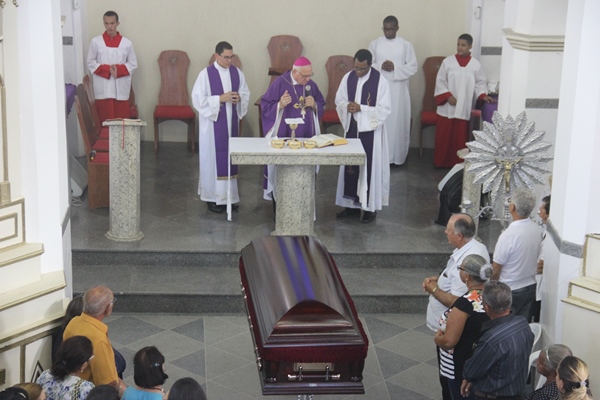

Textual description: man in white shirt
[492,187,542,321]
[369,15,417,166]
[423,213,490,400]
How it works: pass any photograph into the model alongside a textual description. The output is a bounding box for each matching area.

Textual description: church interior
[1,0,599,399]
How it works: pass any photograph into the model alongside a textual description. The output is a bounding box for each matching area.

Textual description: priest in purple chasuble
[335,49,391,224]
[261,56,326,201]
[192,41,250,214]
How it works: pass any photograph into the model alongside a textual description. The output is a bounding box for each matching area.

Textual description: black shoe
[361,211,377,223]
[207,202,225,213]
[336,207,361,218]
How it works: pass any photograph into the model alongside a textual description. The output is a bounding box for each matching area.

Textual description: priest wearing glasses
[261,57,325,203]
[192,41,250,214]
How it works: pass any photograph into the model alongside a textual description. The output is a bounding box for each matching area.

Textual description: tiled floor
[107,312,441,400]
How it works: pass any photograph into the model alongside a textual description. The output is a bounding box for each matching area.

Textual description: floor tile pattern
[107,313,442,400]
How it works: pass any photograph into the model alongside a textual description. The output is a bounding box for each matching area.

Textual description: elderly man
[334,49,391,223]
[492,187,542,321]
[261,56,326,203]
[461,281,534,400]
[63,286,125,390]
[192,41,250,214]
[423,213,489,400]
[369,15,417,166]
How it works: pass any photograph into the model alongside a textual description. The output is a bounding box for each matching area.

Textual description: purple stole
[207,64,240,179]
[343,68,380,204]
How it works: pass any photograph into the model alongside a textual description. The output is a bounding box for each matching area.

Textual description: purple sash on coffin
[343,69,380,205]
[207,64,240,179]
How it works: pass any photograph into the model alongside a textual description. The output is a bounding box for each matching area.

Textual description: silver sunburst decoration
[464,111,553,221]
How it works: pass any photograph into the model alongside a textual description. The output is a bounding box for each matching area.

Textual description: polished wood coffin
[239,236,368,395]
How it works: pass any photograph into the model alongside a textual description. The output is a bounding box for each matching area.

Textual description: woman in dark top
[434,254,492,400]
[52,296,84,362]
[527,344,572,400]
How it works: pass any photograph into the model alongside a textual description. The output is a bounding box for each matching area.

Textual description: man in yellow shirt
[63,286,126,392]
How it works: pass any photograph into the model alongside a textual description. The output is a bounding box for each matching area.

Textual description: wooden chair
[322,55,354,131]
[83,74,138,141]
[153,50,196,154]
[255,35,304,136]
[75,84,109,153]
[206,54,244,136]
[74,85,109,208]
[419,56,445,159]
[267,35,303,83]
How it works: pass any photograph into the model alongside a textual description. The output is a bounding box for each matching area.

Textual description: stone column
[458,150,482,236]
[104,119,146,241]
[275,165,316,236]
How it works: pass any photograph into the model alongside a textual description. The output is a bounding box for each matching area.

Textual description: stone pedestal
[458,149,483,236]
[230,138,366,236]
[104,119,146,242]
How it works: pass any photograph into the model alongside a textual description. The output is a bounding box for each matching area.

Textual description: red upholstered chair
[419,56,445,159]
[83,74,137,141]
[74,86,109,209]
[322,55,354,131]
[153,50,196,154]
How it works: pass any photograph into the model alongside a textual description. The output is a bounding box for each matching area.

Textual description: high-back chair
[83,74,138,140]
[267,35,303,84]
[255,35,304,137]
[418,56,445,158]
[153,50,196,154]
[74,86,109,209]
[321,55,354,131]
[75,84,109,153]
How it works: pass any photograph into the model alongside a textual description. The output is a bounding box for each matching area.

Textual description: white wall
[86,0,468,147]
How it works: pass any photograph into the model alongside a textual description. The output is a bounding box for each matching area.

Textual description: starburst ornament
[464,111,553,218]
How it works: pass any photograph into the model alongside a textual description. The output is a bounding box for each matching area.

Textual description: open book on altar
[310,133,348,148]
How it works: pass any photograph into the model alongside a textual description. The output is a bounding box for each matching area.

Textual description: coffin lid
[240,236,365,347]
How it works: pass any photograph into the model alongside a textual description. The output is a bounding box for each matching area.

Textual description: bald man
[63,286,126,392]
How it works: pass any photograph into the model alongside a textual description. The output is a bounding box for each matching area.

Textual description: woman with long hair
[557,356,592,400]
[122,346,169,400]
[37,336,95,400]
[52,296,84,362]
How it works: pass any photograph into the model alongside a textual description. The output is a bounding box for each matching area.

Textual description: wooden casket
[239,236,368,395]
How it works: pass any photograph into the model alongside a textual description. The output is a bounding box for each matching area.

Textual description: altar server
[369,15,417,165]
[87,11,137,123]
[434,33,494,168]
[192,41,250,213]
[335,49,391,223]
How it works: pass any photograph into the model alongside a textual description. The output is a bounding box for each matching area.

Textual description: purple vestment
[260,71,325,138]
[207,64,240,179]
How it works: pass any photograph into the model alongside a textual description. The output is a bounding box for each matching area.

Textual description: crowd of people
[0,287,206,400]
[422,190,592,400]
